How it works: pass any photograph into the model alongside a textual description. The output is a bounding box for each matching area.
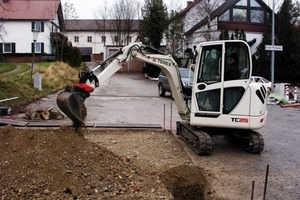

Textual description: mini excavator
[57,40,267,155]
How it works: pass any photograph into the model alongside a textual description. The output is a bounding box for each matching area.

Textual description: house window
[236,0,247,6]
[114,36,118,43]
[233,8,247,22]
[101,36,106,43]
[250,10,264,23]
[35,43,42,53]
[250,0,261,7]
[219,0,267,24]
[0,43,15,53]
[219,10,230,21]
[3,43,12,53]
[74,36,79,42]
[87,36,92,42]
[32,21,44,32]
[32,42,43,53]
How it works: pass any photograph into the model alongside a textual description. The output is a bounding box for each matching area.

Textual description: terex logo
[158,59,172,66]
[231,118,249,123]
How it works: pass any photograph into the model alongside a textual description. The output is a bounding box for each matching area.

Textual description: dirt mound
[0,126,172,199]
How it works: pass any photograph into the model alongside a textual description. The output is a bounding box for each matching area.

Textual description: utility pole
[271,0,275,92]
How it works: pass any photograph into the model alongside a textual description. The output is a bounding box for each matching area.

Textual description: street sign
[265,45,283,51]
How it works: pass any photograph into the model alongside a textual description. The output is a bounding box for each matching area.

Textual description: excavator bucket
[56,85,91,128]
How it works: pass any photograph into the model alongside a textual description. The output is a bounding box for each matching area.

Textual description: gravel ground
[2,73,300,199]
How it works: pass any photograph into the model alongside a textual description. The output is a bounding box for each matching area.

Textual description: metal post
[170,102,173,131]
[31,29,39,85]
[251,180,255,200]
[263,164,270,200]
[271,0,275,91]
[163,104,166,131]
[31,41,36,83]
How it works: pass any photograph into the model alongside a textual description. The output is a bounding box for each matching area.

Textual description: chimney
[187,1,193,7]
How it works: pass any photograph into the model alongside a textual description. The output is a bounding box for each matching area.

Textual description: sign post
[265,45,283,51]
[265,44,283,92]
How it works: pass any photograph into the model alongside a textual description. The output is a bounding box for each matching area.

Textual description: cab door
[192,44,224,116]
[191,41,251,117]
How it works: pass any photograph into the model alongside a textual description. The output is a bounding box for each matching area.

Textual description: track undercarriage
[176,121,264,155]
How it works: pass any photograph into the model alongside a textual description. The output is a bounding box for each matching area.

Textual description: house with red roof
[0,0,64,62]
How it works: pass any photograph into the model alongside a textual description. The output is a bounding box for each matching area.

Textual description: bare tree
[63,0,78,20]
[109,0,141,46]
[197,0,222,41]
[95,0,141,46]
[94,0,109,46]
[58,0,78,61]
[0,2,12,41]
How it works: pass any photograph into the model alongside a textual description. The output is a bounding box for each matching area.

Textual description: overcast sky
[61,0,188,19]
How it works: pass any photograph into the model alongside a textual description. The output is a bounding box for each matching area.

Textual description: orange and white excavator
[57,40,267,155]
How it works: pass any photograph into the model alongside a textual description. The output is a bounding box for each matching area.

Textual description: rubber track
[176,121,213,155]
[246,131,264,154]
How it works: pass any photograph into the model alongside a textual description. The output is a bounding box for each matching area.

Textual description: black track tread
[225,131,264,154]
[246,131,264,154]
[176,121,213,155]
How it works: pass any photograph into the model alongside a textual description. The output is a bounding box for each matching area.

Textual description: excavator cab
[190,40,266,130]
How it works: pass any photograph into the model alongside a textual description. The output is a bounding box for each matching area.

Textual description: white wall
[66,31,140,58]
[1,21,56,54]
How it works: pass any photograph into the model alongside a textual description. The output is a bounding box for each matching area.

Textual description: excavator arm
[57,42,190,128]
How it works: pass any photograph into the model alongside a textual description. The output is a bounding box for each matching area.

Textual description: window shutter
[31,21,34,31]
[41,22,44,32]
[12,43,15,53]
[0,43,3,53]
[41,43,44,53]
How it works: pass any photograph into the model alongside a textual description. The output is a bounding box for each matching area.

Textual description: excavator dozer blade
[56,91,88,128]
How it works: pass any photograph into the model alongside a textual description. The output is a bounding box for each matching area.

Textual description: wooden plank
[280,103,300,108]
[0,97,19,103]
[94,123,162,129]
[0,118,28,126]
[27,121,66,127]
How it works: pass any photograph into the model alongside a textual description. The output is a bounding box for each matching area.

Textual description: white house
[0,0,64,62]
[64,19,141,63]
[180,0,273,54]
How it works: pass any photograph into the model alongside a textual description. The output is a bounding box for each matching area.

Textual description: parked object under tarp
[267,93,290,105]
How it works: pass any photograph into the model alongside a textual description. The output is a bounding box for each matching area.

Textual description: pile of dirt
[0,126,173,199]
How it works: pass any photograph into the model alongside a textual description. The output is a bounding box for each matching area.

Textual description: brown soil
[0,126,213,200]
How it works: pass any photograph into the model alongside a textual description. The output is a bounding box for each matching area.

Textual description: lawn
[0,62,84,108]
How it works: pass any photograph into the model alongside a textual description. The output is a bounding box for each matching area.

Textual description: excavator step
[176,121,213,155]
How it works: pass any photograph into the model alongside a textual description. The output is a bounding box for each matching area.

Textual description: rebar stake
[163,104,166,131]
[251,180,255,200]
[263,164,270,200]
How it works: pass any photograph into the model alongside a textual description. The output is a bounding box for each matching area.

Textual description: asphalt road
[84,73,180,129]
